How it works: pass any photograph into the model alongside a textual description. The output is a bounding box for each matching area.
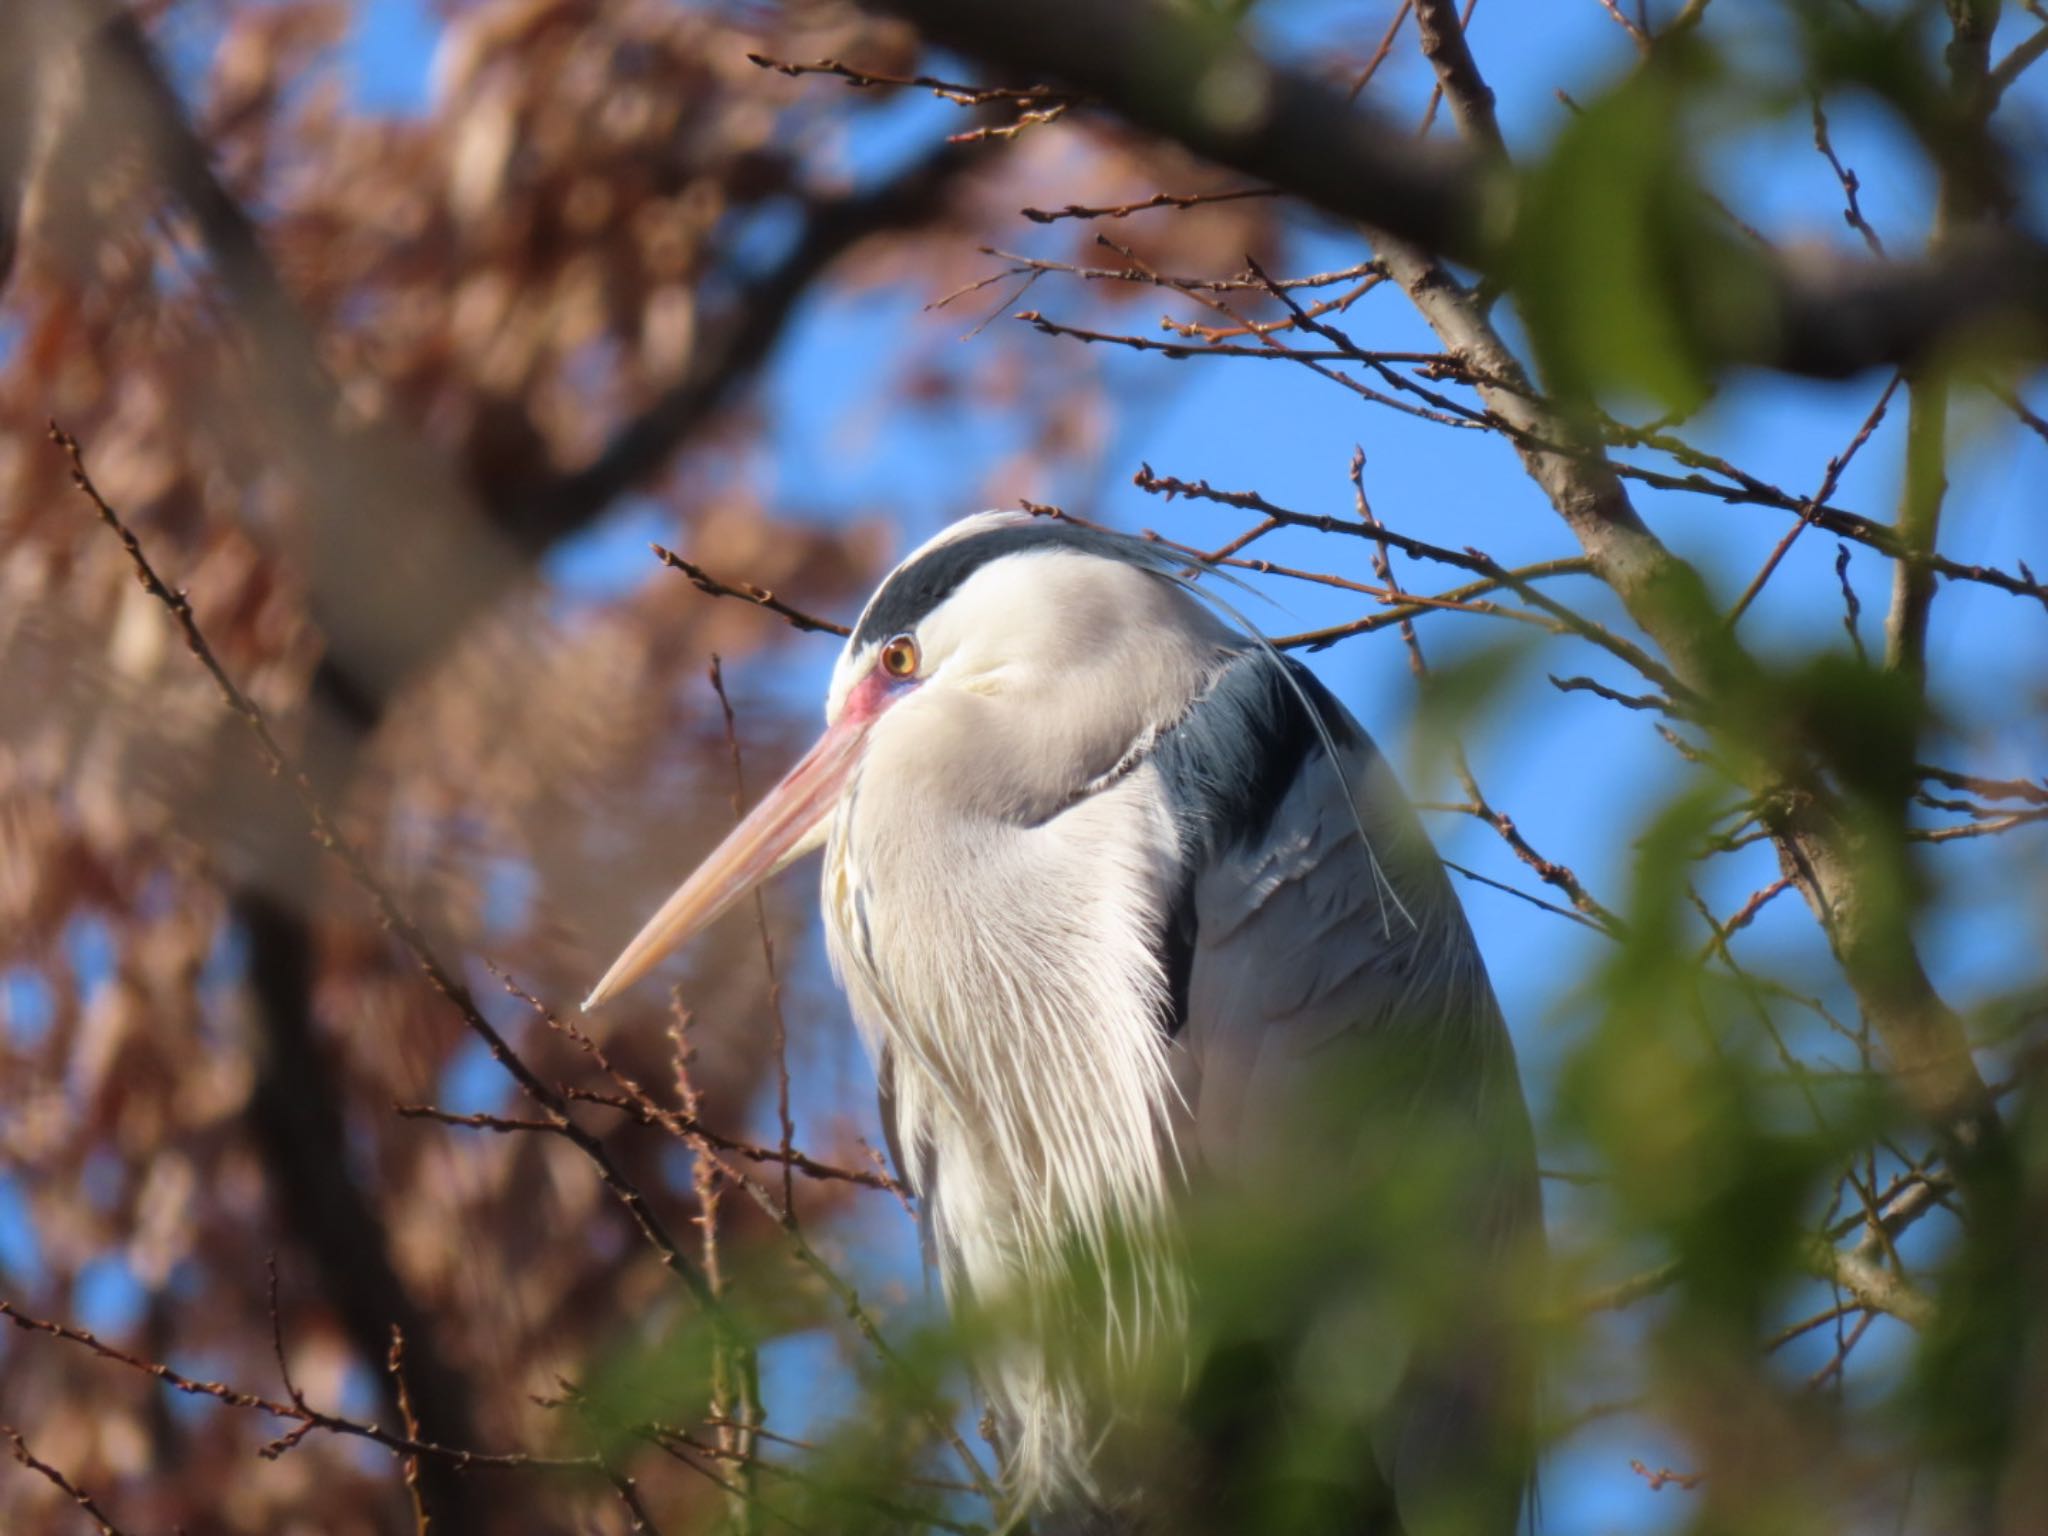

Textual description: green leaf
[1507,55,1748,411]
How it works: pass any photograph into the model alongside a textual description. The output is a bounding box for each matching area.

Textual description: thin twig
[52,422,720,1313]
[1918,763,2048,807]
[983,248,1382,297]
[652,545,850,637]
[609,1472,670,1536]
[1631,1459,1705,1492]
[559,1088,904,1193]
[710,656,799,1218]
[668,1138,1001,1505]
[1987,22,2048,106]
[1548,674,1672,714]
[389,1328,432,1534]
[1811,97,1886,256]
[1594,0,1652,50]
[1349,1,1414,101]
[1835,544,1869,660]
[0,1299,597,1472]
[673,999,758,1532]
[1727,373,1899,624]
[1343,453,1622,935]
[4,1427,130,1536]
[745,53,1067,108]
[483,977,987,1502]
[1021,187,1277,223]
[1133,465,1689,699]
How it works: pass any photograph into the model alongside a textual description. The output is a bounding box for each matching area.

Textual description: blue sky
[8,2,2046,1531]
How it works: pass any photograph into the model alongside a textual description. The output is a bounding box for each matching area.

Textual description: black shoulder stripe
[1148,651,1366,1038]
[1152,650,1363,859]
[851,521,1144,649]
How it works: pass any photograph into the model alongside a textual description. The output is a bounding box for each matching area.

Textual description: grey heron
[586,512,1543,1534]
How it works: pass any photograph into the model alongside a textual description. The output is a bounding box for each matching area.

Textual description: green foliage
[1507,47,1759,412]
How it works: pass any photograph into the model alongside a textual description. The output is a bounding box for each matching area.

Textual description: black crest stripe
[851,521,1145,649]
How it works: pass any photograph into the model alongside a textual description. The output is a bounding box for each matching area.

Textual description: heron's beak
[582,706,871,1011]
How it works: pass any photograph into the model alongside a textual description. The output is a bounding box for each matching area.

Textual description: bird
[585,511,1543,1535]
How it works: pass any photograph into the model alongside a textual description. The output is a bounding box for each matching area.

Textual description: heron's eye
[879,634,920,680]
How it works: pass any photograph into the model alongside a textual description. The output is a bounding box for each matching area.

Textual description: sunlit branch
[1918,763,2048,807]
[1413,0,1504,151]
[3,1428,129,1536]
[1021,186,1277,223]
[745,52,1070,107]
[1024,501,1591,637]
[867,0,2048,379]
[1131,466,1689,698]
[1726,373,1900,625]
[652,544,852,638]
[488,976,998,1503]
[1548,674,1673,714]
[1580,1242,1932,1330]
[709,657,801,1217]
[1809,96,1886,257]
[52,422,719,1314]
[0,1298,598,1473]
[1369,217,2002,1177]
[976,249,1383,298]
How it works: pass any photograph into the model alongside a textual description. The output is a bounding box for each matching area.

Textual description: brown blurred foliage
[0,2,1281,1532]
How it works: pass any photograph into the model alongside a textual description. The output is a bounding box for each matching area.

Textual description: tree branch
[868,0,2048,379]
[1369,30,2006,1170]
[651,546,851,638]
[4,1427,130,1536]
[511,142,977,554]
[1413,0,1504,151]
[30,26,975,1525]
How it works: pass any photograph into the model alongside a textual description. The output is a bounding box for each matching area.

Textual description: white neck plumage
[823,756,1191,1506]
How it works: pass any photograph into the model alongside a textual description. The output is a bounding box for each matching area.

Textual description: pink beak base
[581,686,885,1011]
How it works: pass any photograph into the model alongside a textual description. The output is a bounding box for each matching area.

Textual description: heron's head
[584,512,1232,1009]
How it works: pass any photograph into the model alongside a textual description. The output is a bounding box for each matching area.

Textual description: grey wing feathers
[1182,724,1532,1192]
[1164,657,1542,1536]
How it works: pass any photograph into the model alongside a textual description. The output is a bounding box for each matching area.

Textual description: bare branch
[389,1329,432,1536]
[652,545,851,638]
[709,657,800,1216]
[1884,372,1950,685]
[1988,22,2048,106]
[0,1299,595,1473]
[559,1088,905,1194]
[1548,674,1673,714]
[4,1428,129,1536]
[1356,19,2002,1160]
[868,0,2048,379]
[1812,1239,1934,1329]
[1414,0,1504,151]
[53,423,719,1312]
[1593,0,1653,51]
[1810,97,1886,257]
[1726,373,1900,625]
[1021,186,1276,223]
[1131,466,1687,696]
[1581,1242,1932,1330]
[745,52,1067,107]
[1918,764,2048,807]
